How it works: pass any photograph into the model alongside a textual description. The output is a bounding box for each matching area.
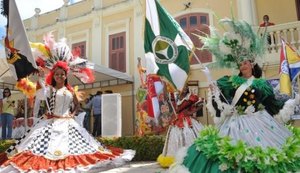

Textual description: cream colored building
[23,0,300,135]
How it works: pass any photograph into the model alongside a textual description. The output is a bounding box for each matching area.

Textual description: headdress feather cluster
[196,18,267,68]
[30,32,95,84]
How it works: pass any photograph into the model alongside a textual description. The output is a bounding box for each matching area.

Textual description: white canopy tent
[0,57,134,90]
[0,57,134,133]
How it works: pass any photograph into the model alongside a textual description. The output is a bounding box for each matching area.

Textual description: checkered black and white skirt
[0,117,135,173]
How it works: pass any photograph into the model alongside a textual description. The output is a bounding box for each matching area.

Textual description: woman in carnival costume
[157,85,204,168]
[170,18,300,173]
[0,35,135,173]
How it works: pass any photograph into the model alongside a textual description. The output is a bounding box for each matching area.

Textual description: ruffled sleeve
[253,79,284,115]
[254,79,299,124]
[216,76,236,101]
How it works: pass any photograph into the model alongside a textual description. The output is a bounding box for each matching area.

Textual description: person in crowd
[82,97,92,132]
[0,36,135,172]
[170,18,300,173]
[15,100,24,119]
[0,88,15,140]
[157,85,204,168]
[86,91,103,137]
[260,14,275,27]
[260,14,275,44]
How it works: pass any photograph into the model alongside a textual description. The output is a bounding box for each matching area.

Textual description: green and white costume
[170,75,300,173]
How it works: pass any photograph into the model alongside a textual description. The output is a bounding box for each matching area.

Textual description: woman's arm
[69,93,79,117]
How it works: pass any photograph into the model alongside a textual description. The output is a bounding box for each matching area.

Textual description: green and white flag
[144,0,194,91]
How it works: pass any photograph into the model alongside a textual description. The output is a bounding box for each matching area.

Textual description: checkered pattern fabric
[49,90,56,113]
[68,125,97,154]
[6,116,45,155]
[26,123,53,155]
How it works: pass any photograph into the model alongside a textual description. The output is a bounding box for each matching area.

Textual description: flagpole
[38,78,51,113]
[178,32,231,105]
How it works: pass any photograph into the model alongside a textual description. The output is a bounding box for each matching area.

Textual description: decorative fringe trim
[168,147,190,173]
[174,147,188,164]
[1,147,127,172]
[168,164,190,173]
[157,154,174,168]
[275,94,300,124]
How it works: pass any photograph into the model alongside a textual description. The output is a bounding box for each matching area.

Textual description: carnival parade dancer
[0,35,135,173]
[157,85,204,168]
[170,18,300,173]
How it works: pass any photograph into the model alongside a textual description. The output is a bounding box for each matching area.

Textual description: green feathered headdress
[197,18,267,69]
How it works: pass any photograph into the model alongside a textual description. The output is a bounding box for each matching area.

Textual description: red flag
[3,0,37,80]
[146,75,164,121]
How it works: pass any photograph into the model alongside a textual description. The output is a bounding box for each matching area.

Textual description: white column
[132,0,144,134]
[29,8,41,41]
[133,0,144,90]
[93,0,102,10]
[60,0,69,20]
[237,0,257,26]
[57,0,69,38]
[91,0,103,65]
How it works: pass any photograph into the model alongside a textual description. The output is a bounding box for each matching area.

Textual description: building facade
[23,0,300,135]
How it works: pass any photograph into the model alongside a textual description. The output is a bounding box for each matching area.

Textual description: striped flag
[284,41,300,81]
[279,39,293,96]
[2,0,37,80]
[144,0,193,91]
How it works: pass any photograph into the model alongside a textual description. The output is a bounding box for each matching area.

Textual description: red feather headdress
[31,32,95,87]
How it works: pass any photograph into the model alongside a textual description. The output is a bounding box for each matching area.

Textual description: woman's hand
[209,83,215,92]
[68,113,75,118]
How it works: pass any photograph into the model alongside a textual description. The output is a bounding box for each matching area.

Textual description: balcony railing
[257,21,300,64]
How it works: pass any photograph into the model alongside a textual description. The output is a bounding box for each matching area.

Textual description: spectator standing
[259,15,275,27]
[1,88,15,139]
[260,15,275,44]
[82,97,92,132]
[86,91,103,136]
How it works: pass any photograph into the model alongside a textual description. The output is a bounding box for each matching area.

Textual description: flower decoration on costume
[197,18,267,68]
[31,32,95,85]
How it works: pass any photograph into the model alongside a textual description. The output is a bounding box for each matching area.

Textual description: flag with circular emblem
[144,0,193,91]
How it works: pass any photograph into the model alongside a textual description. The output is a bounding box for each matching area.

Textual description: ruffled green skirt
[170,125,300,173]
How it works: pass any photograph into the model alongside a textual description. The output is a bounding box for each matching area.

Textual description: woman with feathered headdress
[169,18,300,173]
[0,33,135,172]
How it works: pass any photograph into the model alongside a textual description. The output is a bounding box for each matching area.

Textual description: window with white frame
[109,32,126,72]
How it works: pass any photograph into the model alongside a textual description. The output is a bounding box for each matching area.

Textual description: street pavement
[99,161,167,173]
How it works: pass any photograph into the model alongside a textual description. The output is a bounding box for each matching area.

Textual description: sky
[0,0,81,57]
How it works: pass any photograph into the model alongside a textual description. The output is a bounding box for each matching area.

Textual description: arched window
[176,13,212,64]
